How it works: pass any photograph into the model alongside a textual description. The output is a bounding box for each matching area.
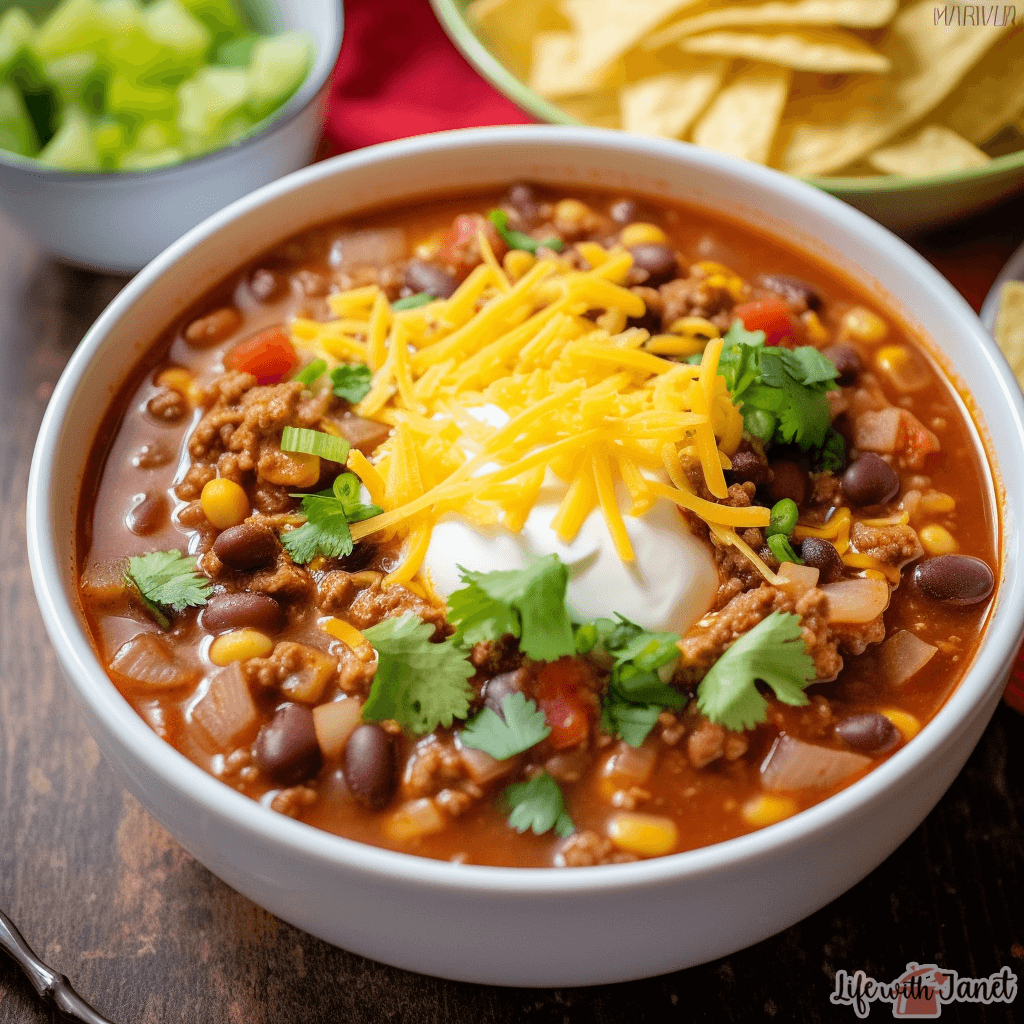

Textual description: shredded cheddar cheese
[291,245,769,585]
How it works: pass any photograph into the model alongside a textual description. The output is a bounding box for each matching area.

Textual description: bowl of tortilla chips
[432,0,1024,235]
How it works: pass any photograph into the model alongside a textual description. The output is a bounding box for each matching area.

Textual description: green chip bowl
[430,0,1024,236]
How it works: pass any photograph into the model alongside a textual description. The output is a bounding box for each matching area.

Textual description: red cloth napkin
[325,0,533,153]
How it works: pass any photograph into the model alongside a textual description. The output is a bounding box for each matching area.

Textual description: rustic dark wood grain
[1,198,1022,1024]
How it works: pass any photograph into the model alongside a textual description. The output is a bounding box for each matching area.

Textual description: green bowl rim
[429,0,1024,196]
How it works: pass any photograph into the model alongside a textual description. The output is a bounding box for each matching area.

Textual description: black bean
[184,307,242,347]
[344,724,396,810]
[213,521,277,571]
[202,592,284,633]
[627,243,677,287]
[404,259,459,300]
[609,198,640,225]
[146,387,187,423]
[757,273,823,311]
[334,413,391,455]
[132,442,173,469]
[726,450,771,487]
[841,453,899,507]
[249,267,287,303]
[483,668,530,720]
[255,704,322,785]
[823,343,861,386]
[769,460,809,505]
[913,555,995,606]
[126,492,168,535]
[504,183,541,225]
[836,713,899,752]
[800,537,845,584]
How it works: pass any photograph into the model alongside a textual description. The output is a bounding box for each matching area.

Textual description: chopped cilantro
[696,610,816,732]
[591,615,685,747]
[815,427,846,472]
[502,771,574,838]
[293,358,327,387]
[330,363,373,404]
[361,613,475,735]
[280,425,350,463]
[717,320,839,453]
[281,472,382,565]
[392,293,434,311]
[461,692,551,760]
[446,554,575,662]
[487,209,564,255]
[124,550,211,629]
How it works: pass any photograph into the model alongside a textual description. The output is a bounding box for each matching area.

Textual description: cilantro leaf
[696,610,816,732]
[589,615,685,746]
[446,554,575,661]
[502,771,574,838]
[487,209,564,255]
[281,472,382,565]
[814,427,846,472]
[361,613,475,735]
[330,363,373,404]
[461,692,551,760]
[717,320,839,453]
[125,550,211,628]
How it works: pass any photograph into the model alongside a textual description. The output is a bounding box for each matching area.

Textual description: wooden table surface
[1,196,1022,1024]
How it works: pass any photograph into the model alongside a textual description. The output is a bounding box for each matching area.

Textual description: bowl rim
[427,0,1024,196]
[27,123,1024,897]
[0,0,344,182]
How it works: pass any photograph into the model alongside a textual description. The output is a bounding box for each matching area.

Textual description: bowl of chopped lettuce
[0,0,342,272]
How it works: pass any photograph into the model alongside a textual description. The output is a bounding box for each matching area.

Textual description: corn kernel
[209,629,273,666]
[801,310,829,345]
[920,524,958,556]
[879,708,921,741]
[620,222,668,246]
[875,344,929,391]
[553,198,594,232]
[260,451,321,488]
[503,249,535,280]
[741,794,797,829]
[607,812,678,857]
[841,305,889,344]
[384,798,446,843]
[918,490,955,515]
[157,367,203,406]
[200,477,250,529]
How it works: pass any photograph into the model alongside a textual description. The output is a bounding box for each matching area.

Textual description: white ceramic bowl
[0,0,342,274]
[27,126,1024,986]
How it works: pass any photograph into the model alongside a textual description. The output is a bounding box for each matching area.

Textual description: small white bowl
[26,126,1024,986]
[0,0,342,274]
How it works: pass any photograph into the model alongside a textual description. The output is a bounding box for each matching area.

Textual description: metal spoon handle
[0,909,116,1024]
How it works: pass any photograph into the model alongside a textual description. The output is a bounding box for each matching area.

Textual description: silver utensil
[0,908,115,1023]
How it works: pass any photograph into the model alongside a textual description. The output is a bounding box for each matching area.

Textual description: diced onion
[876,630,937,687]
[313,698,363,760]
[760,735,871,791]
[853,407,901,453]
[383,798,446,842]
[457,741,518,785]
[280,425,351,463]
[776,561,820,599]
[189,663,258,753]
[820,578,890,624]
[110,634,198,691]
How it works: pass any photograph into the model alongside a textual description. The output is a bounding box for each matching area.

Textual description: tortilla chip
[619,59,729,138]
[557,90,623,130]
[691,62,792,163]
[530,32,609,97]
[561,0,704,78]
[680,27,891,73]
[778,0,1008,175]
[867,124,990,175]
[934,27,1024,145]
[993,281,1024,386]
[468,0,568,75]
[645,0,897,50]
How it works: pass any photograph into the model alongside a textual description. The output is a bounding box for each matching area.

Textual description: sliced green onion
[293,358,327,386]
[280,426,351,464]
[744,408,778,442]
[768,498,799,538]
[767,534,803,565]
[392,293,435,311]
[487,209,564,255]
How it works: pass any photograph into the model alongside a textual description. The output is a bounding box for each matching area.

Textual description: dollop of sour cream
[419,406,717,634]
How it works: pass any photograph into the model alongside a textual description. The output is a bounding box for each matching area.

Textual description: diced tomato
[897,409,940,471]
[223,327,298,385]
[733,295,794,346]
[436,213,508,274]
[536,657,592,749]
